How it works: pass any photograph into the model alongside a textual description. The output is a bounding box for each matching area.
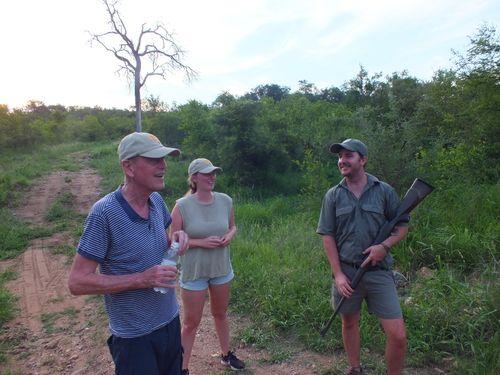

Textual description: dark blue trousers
[107,315,182,375]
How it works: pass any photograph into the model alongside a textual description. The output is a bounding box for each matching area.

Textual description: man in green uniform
[317,139,409,375]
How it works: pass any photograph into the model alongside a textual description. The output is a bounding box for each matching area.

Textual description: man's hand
[360,244,387,268]
[335,272,354,298]
[140,264,178,289]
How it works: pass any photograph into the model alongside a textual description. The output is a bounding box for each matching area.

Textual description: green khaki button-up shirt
[317,173,409,269]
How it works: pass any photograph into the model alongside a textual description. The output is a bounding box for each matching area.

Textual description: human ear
[122,159,135,177]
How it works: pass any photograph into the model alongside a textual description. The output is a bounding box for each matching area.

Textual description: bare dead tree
[90,0,196,132]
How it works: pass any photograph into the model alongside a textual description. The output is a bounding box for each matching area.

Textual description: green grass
[40,307,79,334]
[44,191,87,235]
[45,192,76,222]
[0,268,18,328]
[50,243,76,257]
[85,142,122,194]
[0,268,20,365]
[405,266,499,373]
[230,189,499,373]
[0,193,84,262]
[0,209,54,260]
[232,207,341,350]
[0,142,89,208]
[0,325,26,368]
[398,184,499,273]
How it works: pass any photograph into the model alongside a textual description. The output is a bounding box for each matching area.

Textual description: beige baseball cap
[118,132,180,161]
[188,158,222,176]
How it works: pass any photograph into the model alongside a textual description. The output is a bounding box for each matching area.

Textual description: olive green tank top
[177,192,232,282]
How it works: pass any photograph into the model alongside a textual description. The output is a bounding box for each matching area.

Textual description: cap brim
[198,166,222,174]
[330,143,358,154]
[329,143,344,153]
[141,146,180,158]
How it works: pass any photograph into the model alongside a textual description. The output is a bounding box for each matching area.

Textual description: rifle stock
[320,178,434,337]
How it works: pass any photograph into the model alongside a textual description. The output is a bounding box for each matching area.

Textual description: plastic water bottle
[154,241,180,294]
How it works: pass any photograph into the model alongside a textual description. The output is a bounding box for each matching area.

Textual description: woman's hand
[172,230,189,255]
[220,232,234,247]
[200,236,224,249]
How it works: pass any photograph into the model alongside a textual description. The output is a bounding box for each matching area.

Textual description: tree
[453,24,500,79]
[213,99,267,187]
[243,84,290,102]
[143,94,168,113]
[343,65,383,109]
[297,79,318,100]
[179,100,218,159]
[318,86,345,104]
[24,100,50,116]
[91,0,196,132]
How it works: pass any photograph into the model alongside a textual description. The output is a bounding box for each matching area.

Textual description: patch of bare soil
[13,168,101,224]
[0,153,443,374]
[180,298,336,375]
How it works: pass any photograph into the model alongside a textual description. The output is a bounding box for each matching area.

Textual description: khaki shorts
[331,264,402,319]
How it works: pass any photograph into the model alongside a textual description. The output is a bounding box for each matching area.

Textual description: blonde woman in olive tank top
[170,158,245,375]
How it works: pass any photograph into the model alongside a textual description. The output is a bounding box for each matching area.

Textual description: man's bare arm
[68,253,177,295]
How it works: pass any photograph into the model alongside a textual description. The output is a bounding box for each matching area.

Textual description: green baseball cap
[188,158,222,176]
[118,132,180,161]
[329,138,368,156]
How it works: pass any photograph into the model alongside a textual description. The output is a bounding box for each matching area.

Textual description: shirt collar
[365,173,380,186]
[114,186,155,222]
[339,173,380,190]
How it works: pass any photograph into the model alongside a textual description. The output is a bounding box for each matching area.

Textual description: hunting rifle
[320,178,434,337]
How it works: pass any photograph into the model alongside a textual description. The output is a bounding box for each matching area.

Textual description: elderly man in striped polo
[69,132,189,375]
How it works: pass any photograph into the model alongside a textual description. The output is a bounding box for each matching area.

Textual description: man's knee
[388,330,406,349]
[382,319,406,346]
[342,313,360,331]
[390,328,406,346]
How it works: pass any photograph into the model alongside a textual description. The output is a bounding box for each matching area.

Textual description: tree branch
[89,0,197,131]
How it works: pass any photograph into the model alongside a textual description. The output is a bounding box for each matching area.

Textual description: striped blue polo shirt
[78,186,179,338]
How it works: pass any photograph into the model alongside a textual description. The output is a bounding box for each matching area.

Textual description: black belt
[340,260,387,271]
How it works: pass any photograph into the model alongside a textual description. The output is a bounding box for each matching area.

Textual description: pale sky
[1,0,498,110]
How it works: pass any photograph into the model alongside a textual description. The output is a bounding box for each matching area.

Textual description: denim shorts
[331,264,402,319]
[180,269,234,291]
